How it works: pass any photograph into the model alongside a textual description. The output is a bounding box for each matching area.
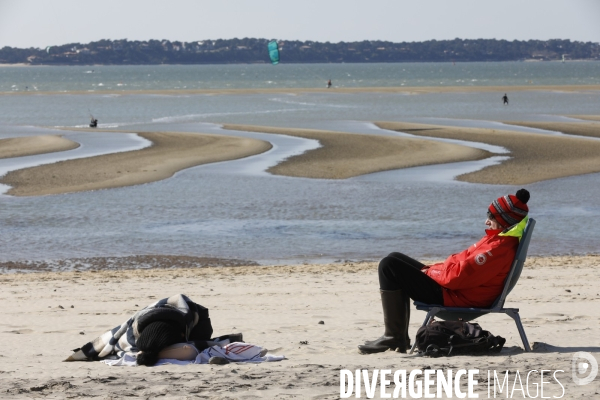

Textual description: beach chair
[409,218,536,354]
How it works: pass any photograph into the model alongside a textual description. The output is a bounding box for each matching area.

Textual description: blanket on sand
[103,342,286,366]
[65,294,212,361]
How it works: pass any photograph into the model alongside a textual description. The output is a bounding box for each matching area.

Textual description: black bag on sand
[415,321,506,357]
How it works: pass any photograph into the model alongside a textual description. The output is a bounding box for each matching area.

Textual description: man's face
[486,215,503,230]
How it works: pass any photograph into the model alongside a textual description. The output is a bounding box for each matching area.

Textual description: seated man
[359,189,530,354]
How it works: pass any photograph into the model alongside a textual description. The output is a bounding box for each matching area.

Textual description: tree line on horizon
[1,38,599,65]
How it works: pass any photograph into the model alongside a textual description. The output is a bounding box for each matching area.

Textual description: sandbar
[224,124,489,179]
[0,255,599,397]
[1,131,271,196]
[506,120,600,139]
[0,135,79,159]
[2,84,600,97]
[567,115,600,122]
[376,121,600,185]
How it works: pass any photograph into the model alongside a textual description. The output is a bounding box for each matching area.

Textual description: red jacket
[424,228,519,308]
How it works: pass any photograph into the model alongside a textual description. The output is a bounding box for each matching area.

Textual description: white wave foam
[268,97,355,108]
[151,108,303,123]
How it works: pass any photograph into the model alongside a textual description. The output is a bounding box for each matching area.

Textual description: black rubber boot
[363,291,411,347]
[403,290,411,347]
[362,290,411,347]
[358,290,409,354]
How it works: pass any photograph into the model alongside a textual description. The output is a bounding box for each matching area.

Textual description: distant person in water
[89,118,98,128]
[502,93,509,105]
[327,79,332,88]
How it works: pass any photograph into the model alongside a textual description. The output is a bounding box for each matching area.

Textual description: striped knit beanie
[488,189,530,228]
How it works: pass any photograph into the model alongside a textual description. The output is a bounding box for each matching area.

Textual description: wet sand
[507,120,600,139]
[0,135,79,159]
[568,115,600,122]
[2,84,600,96]
[4,119,600,196]
[224,124,490,179]
[376,121,600,185]
[1,255,599,398]
[1,131,271,196]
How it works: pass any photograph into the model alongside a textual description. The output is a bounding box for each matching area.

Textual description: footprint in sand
[6,329,33,334]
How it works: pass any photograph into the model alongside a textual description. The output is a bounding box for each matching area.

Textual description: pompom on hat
[488,189,530,228]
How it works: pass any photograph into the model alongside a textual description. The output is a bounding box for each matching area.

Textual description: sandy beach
[0,131,271,196]
[568,115,600,122]
[376,121,600,185]
[0,135,79,159]
[2,84,600,97]
[507,120,600,139]
[1,255,599,398]
[224,124,489,179]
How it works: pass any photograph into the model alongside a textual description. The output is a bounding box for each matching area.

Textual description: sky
[1,0,600,48]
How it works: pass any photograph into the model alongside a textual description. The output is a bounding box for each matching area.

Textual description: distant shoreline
[1,59,599,69]
[2,84,600,96]
[2,59,599,67]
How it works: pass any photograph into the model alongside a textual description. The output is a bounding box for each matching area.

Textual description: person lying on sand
[358,189,530,354]
[66,294,242,366]
[135,321,243,366]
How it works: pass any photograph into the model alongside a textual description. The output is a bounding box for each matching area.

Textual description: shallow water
[0,63,599,267]
[2,62,600,92]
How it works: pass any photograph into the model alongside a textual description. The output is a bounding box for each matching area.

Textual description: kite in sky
[268,40,279,65]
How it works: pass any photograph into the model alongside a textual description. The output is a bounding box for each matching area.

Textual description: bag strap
[424,335,506,357]
[424,344,452,358]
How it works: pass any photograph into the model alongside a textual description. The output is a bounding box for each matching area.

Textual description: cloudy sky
[1,0,599,48]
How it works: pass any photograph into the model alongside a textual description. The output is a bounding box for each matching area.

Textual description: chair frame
[409,218,536,354]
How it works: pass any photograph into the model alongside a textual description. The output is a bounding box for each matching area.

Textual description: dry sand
[224,124,490,179]
[1,255,599,398]
[0,131,271,197]
[2,84,600,97]
[0,135,79,159]
[507,121,600,139]
[376,121,600,185]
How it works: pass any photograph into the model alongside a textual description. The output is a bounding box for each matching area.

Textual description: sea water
[0,63,599,267]
[2,62,600,93]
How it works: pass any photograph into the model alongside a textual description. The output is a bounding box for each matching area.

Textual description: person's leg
[359,254,443,354]
[386,252,425,270]
[378,254,443,304]
[374,252,424,343]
